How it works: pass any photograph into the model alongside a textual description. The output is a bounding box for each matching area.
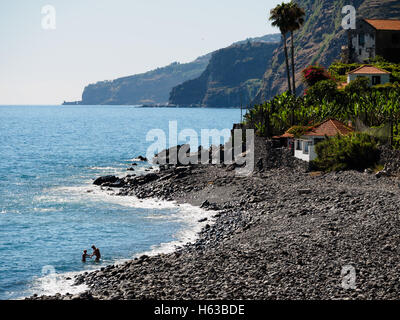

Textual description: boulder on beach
[153,144,192,166]
[135,156,148,162]
[109,179,125,188]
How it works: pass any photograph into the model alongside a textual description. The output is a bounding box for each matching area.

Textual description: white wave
[0,209,21,215]
[135,204,216,257]
[24,198,216,299]
[90,166,122,170]
[126,158,149,162]
[28,166,217,298]
[35,181,179,211]
[23,270,89,299]
[22,204,214,299]
[88,163,158,181]
[88,166,128,177]
[33,207,62,213]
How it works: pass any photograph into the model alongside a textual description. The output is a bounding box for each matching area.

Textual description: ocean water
[0,105,241,300]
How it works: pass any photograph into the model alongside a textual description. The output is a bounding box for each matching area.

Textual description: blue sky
[0,0,281,104]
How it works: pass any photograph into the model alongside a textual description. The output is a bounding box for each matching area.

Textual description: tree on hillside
[287,1,305,96]
[270,3,292,94]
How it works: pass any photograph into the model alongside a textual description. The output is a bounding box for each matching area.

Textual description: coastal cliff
[169,0,400,106]
[169,42,279,108]
[77,56,211,105]
[64,34,280,106]
[254,0,400,101]
[63,0,400,107]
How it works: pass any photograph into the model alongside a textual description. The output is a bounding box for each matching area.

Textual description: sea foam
[26,176,216,298]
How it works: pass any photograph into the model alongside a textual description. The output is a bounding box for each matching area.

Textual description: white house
[289,119,354,162]
[347,65,391,86]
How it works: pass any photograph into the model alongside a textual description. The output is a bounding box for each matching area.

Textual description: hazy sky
[0,0,282,105]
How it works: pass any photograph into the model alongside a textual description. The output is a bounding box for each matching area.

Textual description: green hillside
[169,42,279,108]
[254,0,400,102]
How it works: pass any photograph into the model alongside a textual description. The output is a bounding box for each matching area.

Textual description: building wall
[351,33,376,63]
[376,30,400,63]
[350,21,377,63]
[294,148,311,162]
[294,137,320,162]
[348,73,390,86]
[350,20,400,63]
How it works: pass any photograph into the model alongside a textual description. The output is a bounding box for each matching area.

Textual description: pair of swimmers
[82,245,101,262]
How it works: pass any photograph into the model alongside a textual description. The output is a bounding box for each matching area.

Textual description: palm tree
[287,2,305,96]
[270,3,292,94]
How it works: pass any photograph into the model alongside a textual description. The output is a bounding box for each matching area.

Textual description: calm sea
[0,105,241,299]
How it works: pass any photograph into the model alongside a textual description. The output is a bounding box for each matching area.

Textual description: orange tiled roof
[273,128,295,139]
[279,131,295,138]
[347,65,390,75]
[365,19,400,31]
[303,119,354,137]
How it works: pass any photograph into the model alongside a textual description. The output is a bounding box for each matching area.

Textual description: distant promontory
[62,34,280,107]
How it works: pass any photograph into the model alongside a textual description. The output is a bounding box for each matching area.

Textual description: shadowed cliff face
[169,42,279,108]
[254,0,400,102]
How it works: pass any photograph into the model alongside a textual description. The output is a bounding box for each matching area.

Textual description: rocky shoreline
[27,141,400,300]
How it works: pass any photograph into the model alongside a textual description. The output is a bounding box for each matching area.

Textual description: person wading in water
[90,245,101,262]
[82,250,90,262]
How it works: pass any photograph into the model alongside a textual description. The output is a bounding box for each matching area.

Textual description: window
[372,76,381,85]
[359,33,365,46]
[359,48,362,55]
[303,141,309,154]
[296,140,302,150]
[392,33,400,44]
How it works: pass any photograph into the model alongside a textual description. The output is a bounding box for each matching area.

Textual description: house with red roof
[347,65,391,86]
[290,119,354,162]
[348,18,400,63]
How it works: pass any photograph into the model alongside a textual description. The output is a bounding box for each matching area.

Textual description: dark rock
[255,158,263,171]
[109,179,125,188]
[298,189,312,195]
[153,144,191,166]
[93,175,119,186]
[200,200,210,208]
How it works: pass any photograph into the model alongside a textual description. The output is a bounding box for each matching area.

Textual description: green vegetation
[287,125,313,137]
[344,77,369,94]
[169,42,278,107]
[305,79,338,102]
[311,133,380,171]
[373,163,385,173]
[80,57,211,105]
[269,1,305,95]
[287,2,306,94]
[329,59,400,85]
[269,2,294,94]
[244,61,400,151]
[258,0,400,101]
